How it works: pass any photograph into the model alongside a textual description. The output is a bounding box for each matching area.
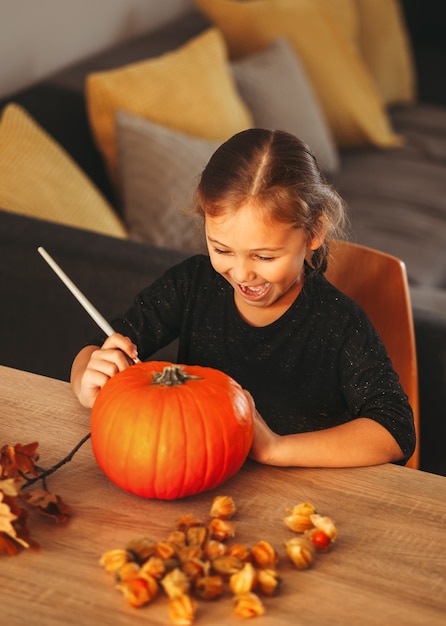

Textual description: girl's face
[205,202,322,324]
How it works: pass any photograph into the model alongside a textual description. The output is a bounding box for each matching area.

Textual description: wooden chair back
[325,240,419,469]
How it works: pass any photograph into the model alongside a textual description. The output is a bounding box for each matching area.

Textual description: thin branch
[22,433,91,489]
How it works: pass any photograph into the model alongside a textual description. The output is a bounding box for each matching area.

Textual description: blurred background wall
[0,0,193,100]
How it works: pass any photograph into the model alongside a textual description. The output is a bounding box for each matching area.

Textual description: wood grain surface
[1,366,445,626]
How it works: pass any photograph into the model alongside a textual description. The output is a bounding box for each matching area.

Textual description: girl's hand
[71,334,138,408]
[243,387,403,467]
[243,391,281,464]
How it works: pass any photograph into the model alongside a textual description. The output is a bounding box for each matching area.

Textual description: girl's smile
[237,281,272,301]
[205,202,321,325]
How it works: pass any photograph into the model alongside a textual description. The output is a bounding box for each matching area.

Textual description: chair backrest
[325,240,419,469]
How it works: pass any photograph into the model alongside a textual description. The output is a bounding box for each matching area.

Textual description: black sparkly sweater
[97,255,415,462]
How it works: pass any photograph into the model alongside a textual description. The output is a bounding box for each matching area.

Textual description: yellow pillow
[315,0,359,45]
[86,27,252,187]
[355,0,416,105]
[0,104,127,238]
[195,0,402,148]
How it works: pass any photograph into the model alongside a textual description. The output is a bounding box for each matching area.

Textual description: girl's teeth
[241,283,270,295]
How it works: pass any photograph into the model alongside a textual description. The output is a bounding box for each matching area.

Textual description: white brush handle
[37,246,115,337]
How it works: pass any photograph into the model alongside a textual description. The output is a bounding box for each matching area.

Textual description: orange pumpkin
[90,361,254,500]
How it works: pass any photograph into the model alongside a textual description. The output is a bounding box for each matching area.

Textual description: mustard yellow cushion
[86,27,252,187]
[355,0,416,105]
[195,0,402,148]
[0,104,127,238]
[316,0,359,44]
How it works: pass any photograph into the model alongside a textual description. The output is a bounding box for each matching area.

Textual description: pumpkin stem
[152,365,202,387]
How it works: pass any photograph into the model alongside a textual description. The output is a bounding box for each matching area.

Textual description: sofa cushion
[411,286,446,318]
[195,0,402,149]
[86,27,252,190]
[231,38,340,177]
[117,111,216,253]
[317,0,358,42]
[0,104,127,238]
[355,0,416,105]
[319,0,416,106]
[336,104,446,294]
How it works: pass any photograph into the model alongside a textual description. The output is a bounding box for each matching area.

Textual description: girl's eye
[212,248,274,261]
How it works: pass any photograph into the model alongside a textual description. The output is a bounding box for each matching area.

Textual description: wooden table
[1,366,445,626]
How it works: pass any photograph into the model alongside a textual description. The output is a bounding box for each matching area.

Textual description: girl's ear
[308,217,327,251]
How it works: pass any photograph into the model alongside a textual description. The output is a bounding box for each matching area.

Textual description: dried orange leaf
[0,492,38,554]
[0,478,20,496]
[0,532,22,556]
[0,493,27,544]
[21,489,72,523]
[0,442,40,479]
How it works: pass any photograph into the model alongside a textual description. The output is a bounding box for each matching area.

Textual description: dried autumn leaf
[21,489,72,523]
[0,533,21,556]
[0,492,37,555]
[0,478,20,496]
[0,493,28,546]
[0,442,40,479]
[0,436,91,556]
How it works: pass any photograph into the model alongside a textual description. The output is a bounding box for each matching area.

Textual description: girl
[71,129,415,467]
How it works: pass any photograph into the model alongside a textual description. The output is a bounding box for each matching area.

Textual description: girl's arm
[70,334,138,408]
[249,410,404,467]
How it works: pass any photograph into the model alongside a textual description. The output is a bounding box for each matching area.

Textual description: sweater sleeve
[339,308,416,463]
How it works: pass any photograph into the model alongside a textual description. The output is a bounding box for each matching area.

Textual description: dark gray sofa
[0,5,445,476]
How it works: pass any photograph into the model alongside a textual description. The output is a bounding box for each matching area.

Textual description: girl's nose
[232,259,256,284]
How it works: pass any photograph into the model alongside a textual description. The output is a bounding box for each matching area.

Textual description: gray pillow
[116,110,219,253]
[231,38,340,177]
